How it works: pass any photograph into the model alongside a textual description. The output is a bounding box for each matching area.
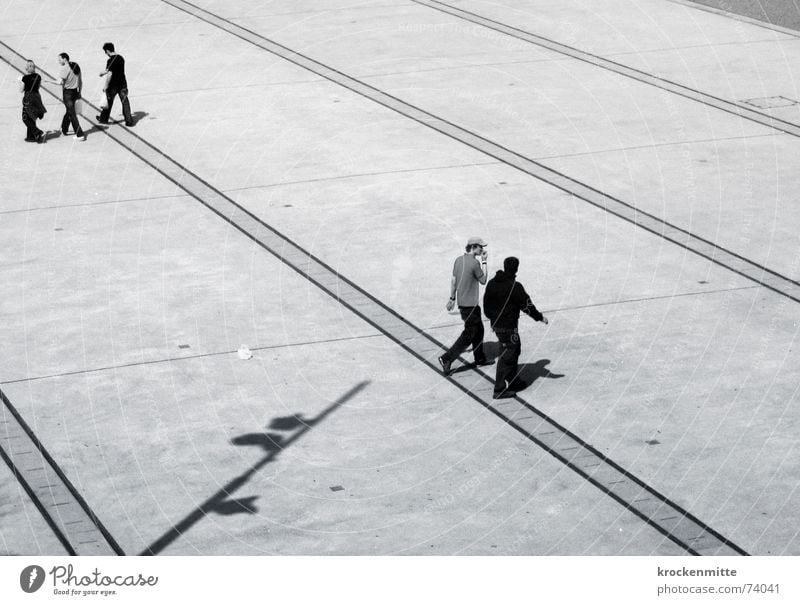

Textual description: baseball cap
[467,236,487,247]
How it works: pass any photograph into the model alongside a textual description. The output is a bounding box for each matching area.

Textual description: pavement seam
[0,160,500,216]
[1,284,757,387]
[412,0,800,138]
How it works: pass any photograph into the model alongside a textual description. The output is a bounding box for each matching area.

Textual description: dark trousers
[443,305,486,364]
[22,110,43,140]
[494,329,521,392]
[99,86,132,125]
[60,89,84,136]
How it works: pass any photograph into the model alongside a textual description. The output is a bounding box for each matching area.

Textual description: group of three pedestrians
[19,43,133,143]
[439,237,549,399]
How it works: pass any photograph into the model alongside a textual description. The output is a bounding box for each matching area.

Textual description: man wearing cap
[438,237,491,375]
[483,256,549,398]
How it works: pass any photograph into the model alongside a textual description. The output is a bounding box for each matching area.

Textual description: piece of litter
[330,485,344,492]
[237,345,253,360]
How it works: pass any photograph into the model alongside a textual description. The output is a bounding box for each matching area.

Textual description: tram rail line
[0,388,124,555]
[412,0,800,138]
[2,25,749,554]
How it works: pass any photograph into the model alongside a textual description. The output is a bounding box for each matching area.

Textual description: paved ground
[687,0,800,32]
[1,0,798,555]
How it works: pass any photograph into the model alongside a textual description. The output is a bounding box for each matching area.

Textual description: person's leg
[118,88,133,125]
[466,306,486,363]
[494,330,521,395]
[439,307,476,375]
[98,87,115,122]
[64,90,84,136]
[61,95,71,135]
[23,110,37,140]
[442,307,478,362]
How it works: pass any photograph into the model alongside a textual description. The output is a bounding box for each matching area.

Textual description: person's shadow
[101,111,149,127]
[515,359,564,392]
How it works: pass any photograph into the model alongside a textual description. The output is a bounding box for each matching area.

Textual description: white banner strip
[1,556,797,604]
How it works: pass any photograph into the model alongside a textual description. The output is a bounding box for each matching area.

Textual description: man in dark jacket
[97,42,133,126]
[483,257,548,398]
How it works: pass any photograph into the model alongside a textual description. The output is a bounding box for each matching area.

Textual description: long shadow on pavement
[140,380,369,555]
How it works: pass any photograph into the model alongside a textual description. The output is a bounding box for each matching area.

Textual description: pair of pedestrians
[439,237,549,399]
[18,54,83,143]
[19,44,133,143]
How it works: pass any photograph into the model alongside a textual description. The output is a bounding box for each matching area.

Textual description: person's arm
[44,68,63,86]
[483,281,497,324]
[478,250,488,285]
[446,274,457,311]
[517,284,547,323]
[18,77,25,93]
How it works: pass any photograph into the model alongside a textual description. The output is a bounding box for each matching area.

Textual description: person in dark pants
[483,257,548,398]
[438,236,491,376]
[50,53,85,140]
[96,43,133,126]
[19,60,46,143]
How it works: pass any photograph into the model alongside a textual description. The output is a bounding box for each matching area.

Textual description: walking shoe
[75,134,86,141]
[125,121,134,127]
[474,358,494,367]
[96,115,109,124]
[437,356,452,376]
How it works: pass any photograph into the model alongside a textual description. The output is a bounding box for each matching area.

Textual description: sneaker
[437,356,452,376]
[75,134,86,141]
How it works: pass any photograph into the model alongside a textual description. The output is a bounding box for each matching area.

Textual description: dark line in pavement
[0,442,75,555]
[0,388,124,555]
[3,284,753,387]
[412,0,800,136]
[0,333,385,385]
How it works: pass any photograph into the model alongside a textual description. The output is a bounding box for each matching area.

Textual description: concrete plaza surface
[0,0,798,555]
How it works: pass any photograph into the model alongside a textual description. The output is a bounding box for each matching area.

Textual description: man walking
[97,43,133,126]
[438,236,491,376]
[53,53,86,140]
[483,257,548,399]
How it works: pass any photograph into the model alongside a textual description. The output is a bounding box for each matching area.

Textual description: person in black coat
[483,256,548,398]
[19,60,46,142]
